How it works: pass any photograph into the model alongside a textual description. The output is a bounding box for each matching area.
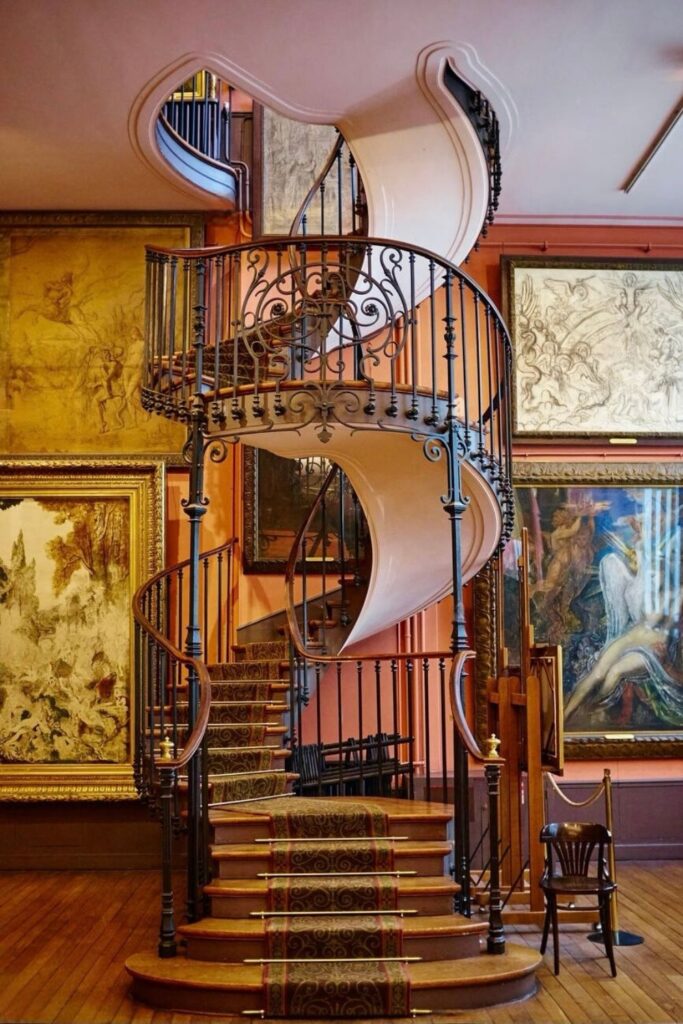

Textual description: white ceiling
[1,0,682,225]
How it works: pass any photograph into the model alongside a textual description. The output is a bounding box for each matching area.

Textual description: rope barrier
[544,772,606,808]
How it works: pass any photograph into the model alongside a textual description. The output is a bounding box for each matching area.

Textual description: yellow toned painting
[0,218,196,456]
[0,496,130,765]
[0,460,163,800]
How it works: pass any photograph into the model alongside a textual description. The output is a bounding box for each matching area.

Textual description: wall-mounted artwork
[502,256,683,437]
[243,446,367,575]
[0,460,163,799]
[0,212,202,458]
[244,446,334,574]
[506,462,683,758]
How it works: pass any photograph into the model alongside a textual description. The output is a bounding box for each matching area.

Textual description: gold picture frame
[0,458,164,799]
[482,461,683,759]
[0,212,203,460]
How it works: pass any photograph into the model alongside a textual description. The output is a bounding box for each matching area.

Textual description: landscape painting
[503,257,683,437]
[0,214,201,457]
[0,461,162,799]
[507,463,683,757]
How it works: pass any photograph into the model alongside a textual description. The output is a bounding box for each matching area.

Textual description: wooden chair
[539,822,617,976]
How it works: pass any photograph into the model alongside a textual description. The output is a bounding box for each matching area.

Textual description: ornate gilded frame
[474,461,683,759]
[501,255,683,439]
[0,211,204,461]
[0,458,164,799]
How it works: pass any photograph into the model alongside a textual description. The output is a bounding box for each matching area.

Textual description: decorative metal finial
[486,733,501,760]
[159,731,174,761]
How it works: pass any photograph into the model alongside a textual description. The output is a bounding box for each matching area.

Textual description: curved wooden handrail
[288,132,345,237]
[448,649,487,762]
[134,537,237,773]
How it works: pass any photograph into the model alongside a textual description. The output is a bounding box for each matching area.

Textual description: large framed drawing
[0,459,163,799]
[502,256,683,437]
[0,212,203,458]
[501,462,683,758]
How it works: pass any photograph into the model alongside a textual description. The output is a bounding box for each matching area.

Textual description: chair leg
[540,899,551,954]
[601,894,617,977]
[550,894,560,975]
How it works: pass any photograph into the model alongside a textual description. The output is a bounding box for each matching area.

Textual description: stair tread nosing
[210,839,452,860]
[178,913,487,939]
[126,944,541,990]
[204,874,460,896]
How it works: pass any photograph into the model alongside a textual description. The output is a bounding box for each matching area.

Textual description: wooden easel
[482,530,594,925]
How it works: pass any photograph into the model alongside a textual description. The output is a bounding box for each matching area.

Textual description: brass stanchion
[588,768,644,948]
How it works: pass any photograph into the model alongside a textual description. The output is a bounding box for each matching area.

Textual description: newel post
[158,766,178,957]
[484,735,505,955]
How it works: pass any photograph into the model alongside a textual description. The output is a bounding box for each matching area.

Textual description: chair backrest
[540,821,612,879]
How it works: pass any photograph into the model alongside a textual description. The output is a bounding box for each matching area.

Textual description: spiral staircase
[125,73,542,1017]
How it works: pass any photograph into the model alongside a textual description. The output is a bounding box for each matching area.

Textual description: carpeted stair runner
[263,960,412,1017]
[266,913,404,958]
[236,796,412,1017]
[267,874,399,912]
[270,838,395,874]
[182,640,292,807]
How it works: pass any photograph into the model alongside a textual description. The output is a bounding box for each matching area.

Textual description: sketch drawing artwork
[507,260,683,435]
[0,497,130,765]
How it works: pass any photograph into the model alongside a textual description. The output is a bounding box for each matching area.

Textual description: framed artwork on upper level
[0,212,204,460]
[501,255,683,438]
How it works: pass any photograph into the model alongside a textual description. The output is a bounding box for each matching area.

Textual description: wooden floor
[1,863,682,1024]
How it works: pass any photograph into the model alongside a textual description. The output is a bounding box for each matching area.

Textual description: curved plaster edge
[445,42,519,157]
[128,51,347,208]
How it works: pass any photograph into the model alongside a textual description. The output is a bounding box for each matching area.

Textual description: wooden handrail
[134,537,237,773]
[288,132,345,237]
[448,649,487,762]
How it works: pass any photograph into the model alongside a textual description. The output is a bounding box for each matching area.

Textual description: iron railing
[285,462,370,657]
[289,132,367,238]
[142,235,514,532]
[133,538,236,954]
[160,70,252,211]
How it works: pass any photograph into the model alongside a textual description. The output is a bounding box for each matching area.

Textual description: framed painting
[0,459,163,799]
[242,446,366,574]
[0,212,203,459]
[501,256,683,438]
[499,461,683,758]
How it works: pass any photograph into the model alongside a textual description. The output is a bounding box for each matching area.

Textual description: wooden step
[178,912,485,962]
[204,874,461,918]
[210,795,452,844]
[125,944,541,1015]
[210,840,452,879]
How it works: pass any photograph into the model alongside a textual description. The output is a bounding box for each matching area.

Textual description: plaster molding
[128,51,346,206]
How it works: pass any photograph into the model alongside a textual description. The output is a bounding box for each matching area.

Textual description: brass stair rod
[244,956,423,964]
[254,835,409,843]
[250,909,418,917]
[258,870,417,878]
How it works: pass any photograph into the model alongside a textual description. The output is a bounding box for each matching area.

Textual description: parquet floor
[0,863,682,1024]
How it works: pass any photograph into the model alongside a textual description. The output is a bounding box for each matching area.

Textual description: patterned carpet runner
[270,839,395,874]
[236,796,411,1017]
[202,641,290,806]
[267,874,399,912]
[204,645,412,1016]
[266,914,404,959]
[264,962,412,1018]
